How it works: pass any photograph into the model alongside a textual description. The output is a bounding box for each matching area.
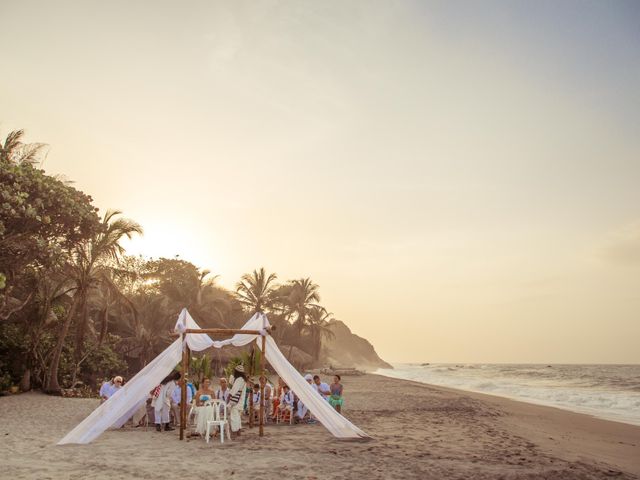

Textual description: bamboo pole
[179,338,189,441]
[259,333,266,436]
[182,328,264,336]
[248,346,254,429]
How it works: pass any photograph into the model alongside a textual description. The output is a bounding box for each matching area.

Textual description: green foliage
[82,335,128,381]
[0,322,28,386]
[0,150,101,277]
[190,354,212,388]
[0,127,342,396]
[0,371,12,392]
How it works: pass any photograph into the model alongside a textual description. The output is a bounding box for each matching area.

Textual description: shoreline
[372,370,640,427]
[369,373,640,475]
[1,373,638,479]
[374,366,640,427]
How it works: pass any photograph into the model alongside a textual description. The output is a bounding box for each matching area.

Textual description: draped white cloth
[259,335,369,439]
[58,309,368,444]
[58,338,183,444]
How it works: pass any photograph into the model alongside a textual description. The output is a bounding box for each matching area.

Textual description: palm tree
[117,294,171,369]
[148,259,232,327]
[46,210,142,393]
[235,268,278,314]
[303,306,336,362]
[0,129,47,165]
[287,278,321,337]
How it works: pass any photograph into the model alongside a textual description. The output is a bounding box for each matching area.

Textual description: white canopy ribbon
[175,308,214,352]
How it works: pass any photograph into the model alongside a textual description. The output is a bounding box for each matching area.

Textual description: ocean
[375,363,640,426]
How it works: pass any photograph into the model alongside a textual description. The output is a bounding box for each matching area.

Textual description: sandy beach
[1,374,638,480]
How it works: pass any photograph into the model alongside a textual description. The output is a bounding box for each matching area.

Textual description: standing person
[216,377,230,403]
[329,375,344,413]
[259,375,272,420]
[313,375,331,401]
[170,376,193,428]
[99,376,122,403]
[152,371,180,432]
[227,365,247,437]
[251,383,261,423]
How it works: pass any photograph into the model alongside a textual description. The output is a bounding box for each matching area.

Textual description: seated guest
[194,378,216,406]
[296,374,314,422]
[329,375,344,413]
[193,377,217,436]
[170,376,193,427]
[271,377,285,421]
[99,376,122,403]
[278,385,294,421]
[313,375,331,401]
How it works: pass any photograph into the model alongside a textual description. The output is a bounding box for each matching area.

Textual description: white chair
[205,399,230,444]
[276,403,294,425]
[187,400,198,429]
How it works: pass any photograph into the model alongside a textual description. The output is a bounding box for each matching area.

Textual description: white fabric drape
[259,335,369,439]
[58,338,183,445]
[58,309,368,444]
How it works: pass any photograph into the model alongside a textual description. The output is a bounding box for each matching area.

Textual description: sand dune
[1,374,638,479]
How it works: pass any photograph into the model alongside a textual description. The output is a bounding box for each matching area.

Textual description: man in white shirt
[216,377,230,403]
[170,377,193,428]
[153,372,180,431]
[296,374,314,422]
[99,376,122,403]
[313,375,331,401]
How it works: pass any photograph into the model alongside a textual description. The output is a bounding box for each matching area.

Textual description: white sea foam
[375,363,640,426]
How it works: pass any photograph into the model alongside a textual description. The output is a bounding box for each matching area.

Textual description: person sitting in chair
[296,374,314,423]
[279,384,294,422]
[194,378,216,406]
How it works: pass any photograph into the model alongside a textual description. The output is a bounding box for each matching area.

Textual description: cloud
[600,222,640,266]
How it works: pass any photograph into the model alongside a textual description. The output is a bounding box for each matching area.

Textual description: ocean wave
[375,363,640,426]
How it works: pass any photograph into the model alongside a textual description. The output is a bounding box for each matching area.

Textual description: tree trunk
[98,305,109,345]
[74,294,88,366]
[46,297,78,393]
[20,369,31,392]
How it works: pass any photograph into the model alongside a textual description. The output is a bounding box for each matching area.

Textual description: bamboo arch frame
[178,327,271,440]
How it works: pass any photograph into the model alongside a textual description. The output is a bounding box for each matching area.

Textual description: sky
[1,0,639,363]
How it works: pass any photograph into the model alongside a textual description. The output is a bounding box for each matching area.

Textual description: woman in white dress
[194,378,216,436]
[227,365,247,437]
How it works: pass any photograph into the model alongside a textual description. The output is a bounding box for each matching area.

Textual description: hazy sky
[1,1,639,363]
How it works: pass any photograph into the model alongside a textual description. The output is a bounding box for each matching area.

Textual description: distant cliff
[321,320,392,371]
